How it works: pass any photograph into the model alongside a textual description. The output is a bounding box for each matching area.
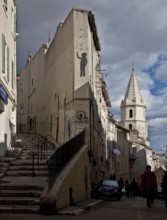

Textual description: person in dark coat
[141,165,157,208]
[130,178,138,198]
[125,180,130,198]
[118,177,124,189]
[162,170,167,207]
[118,177,124,197]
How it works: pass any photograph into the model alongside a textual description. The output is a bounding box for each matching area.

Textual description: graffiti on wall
[76,52,87,77]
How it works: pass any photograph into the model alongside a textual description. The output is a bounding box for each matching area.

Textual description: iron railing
[47,130,85,190]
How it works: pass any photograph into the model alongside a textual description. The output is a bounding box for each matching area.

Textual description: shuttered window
[2,34,6,73]
[7,46,10,81]
[1,34,10,81]
[11,61,14,89]
[11,7,16,37]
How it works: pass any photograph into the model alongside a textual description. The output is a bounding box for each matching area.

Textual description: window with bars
[11,7,16,38]
[2,34,10,81]
[11,61,14,89]
[2,34,6,73]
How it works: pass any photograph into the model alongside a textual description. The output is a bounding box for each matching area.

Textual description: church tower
[119,68,148,140]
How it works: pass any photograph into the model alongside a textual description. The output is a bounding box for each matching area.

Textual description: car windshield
[102,180,118,187]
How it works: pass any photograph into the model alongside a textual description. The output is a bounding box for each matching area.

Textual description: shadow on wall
[0,142,6,157]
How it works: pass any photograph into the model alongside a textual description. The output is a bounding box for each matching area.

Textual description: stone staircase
[0,134,56,213]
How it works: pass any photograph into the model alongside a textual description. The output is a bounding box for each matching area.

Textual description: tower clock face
[77,111,86,119]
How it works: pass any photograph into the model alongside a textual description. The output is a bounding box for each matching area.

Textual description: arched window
[129,109,133,118]
[129,124,132,131]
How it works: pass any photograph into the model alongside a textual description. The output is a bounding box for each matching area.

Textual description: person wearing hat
[141,165,157,208]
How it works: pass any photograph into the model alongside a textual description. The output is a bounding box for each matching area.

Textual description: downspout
[27,55,31,134]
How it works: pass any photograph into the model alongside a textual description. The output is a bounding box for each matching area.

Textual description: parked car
[95,180,121,200]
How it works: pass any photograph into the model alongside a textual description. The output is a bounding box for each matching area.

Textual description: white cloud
[155,63,167,82]
[149,117,167,128]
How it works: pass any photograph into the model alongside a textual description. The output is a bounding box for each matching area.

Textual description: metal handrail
[47,130,85,190]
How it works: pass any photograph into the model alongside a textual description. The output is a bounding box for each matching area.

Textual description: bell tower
[119,68,148,139]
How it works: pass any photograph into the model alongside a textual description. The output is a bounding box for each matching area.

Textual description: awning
[0,83,8,104]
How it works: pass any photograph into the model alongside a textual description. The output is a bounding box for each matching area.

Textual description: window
[129,109,133,118]
[11,7,16,38]
[2,34,6,73]
[3,0,8,12]
[11,61,14,89]
[129,124,132,131]
[20,105,24,114]
[7,46,9,81]
[1,34,9,80]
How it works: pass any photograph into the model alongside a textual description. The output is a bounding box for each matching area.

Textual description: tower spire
[120,68,148,140]
[124,68,144,105]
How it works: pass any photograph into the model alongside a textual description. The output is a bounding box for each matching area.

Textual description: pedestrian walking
[141,165,157,208]
[118,177,124,197]
[130,178,138,198]
[162,170,167,207]
[118,177,124,190]
[125,180,130,198]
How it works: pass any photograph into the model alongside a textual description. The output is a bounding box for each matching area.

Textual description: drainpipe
[27,54,31,134]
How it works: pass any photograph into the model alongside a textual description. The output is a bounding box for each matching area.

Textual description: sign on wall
[0,83,8,105]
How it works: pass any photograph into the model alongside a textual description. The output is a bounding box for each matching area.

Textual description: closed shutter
[14,13,16,37]
[2,34,5,73]
[7,46,9,81]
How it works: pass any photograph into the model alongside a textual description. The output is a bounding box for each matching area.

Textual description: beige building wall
[114,125,130,182]
[41,144,90,211]
[17,46,46,135]
[17,8,111,191]
[0,0,17,156]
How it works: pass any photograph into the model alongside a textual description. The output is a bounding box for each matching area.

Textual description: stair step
[6,171,47,176]
[0,190,41,197]
[0,197,40,205]
[5,174,47,177]
[0,205,39,213]
[0,185,44,190]
[19,156,50,160]
[0,163,10,167]
[12,160,47,165]
[9,166,47,171]
[0,134,57,214]
[0,158,16,163]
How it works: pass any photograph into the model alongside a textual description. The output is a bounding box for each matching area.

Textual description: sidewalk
[58,199,103,215]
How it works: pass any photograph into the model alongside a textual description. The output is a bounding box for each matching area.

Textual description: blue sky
[143,54,167,96]
[17,0,167,153]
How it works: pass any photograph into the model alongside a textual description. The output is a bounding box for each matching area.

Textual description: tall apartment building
[17,8,111,183]
[0,0,17,156]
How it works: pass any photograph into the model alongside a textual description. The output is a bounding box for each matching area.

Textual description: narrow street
[0,197,167,220]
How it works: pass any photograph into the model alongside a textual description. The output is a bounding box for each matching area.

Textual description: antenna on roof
[48,27,51,42]
[73,0,78,8]
[132,61,135,71]
[91,7,98,12]
[27,51,31,63]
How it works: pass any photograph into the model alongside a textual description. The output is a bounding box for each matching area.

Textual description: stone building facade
[17,8,111,192]
[0,0,17,156]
